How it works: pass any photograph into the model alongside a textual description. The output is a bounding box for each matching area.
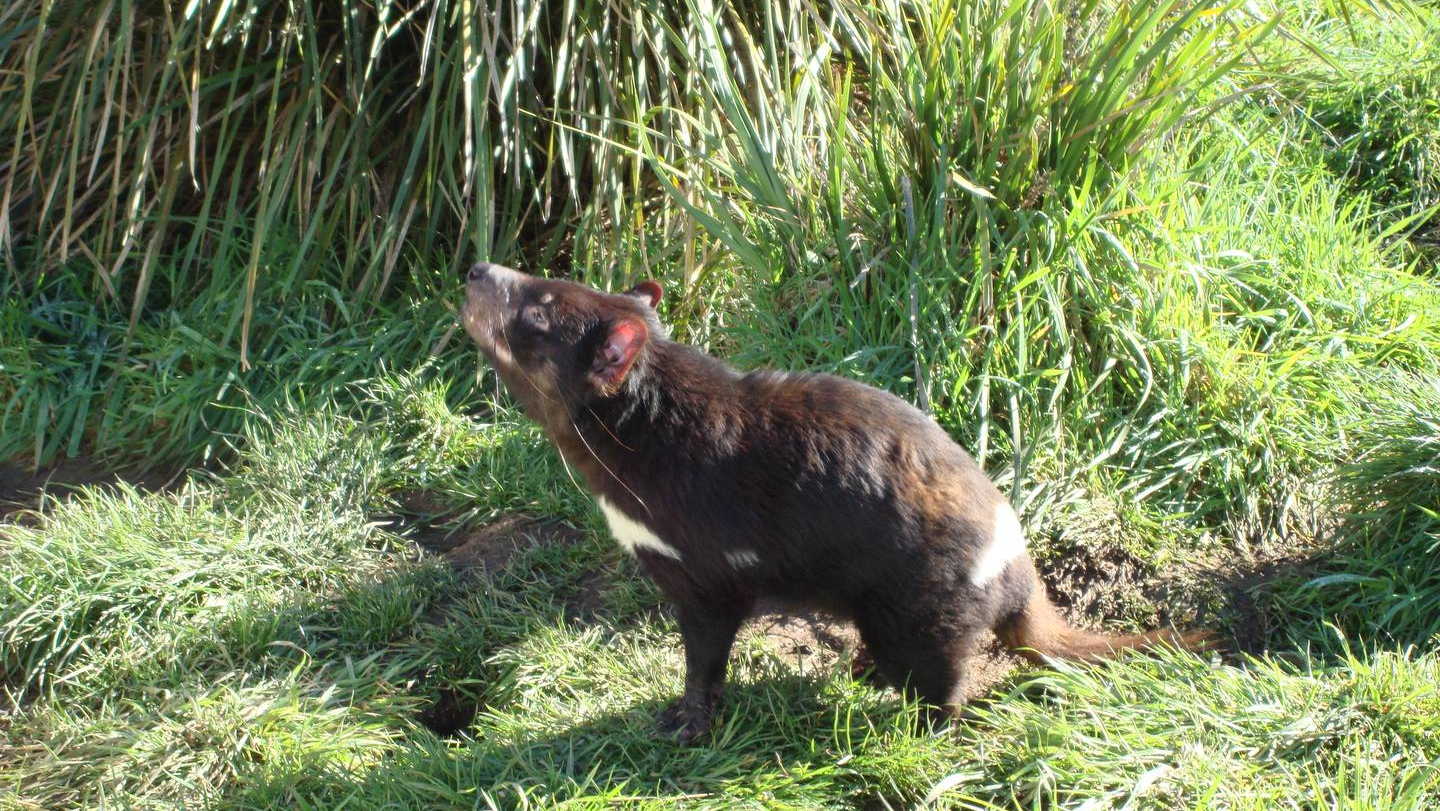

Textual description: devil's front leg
[655,599,751,743]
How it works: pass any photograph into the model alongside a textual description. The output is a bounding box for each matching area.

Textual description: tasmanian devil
[460,262,1210,741]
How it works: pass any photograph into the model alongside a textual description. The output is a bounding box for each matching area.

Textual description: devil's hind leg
[855,606,980,724]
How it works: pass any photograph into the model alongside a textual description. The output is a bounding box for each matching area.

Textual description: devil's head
[461,262,664,414]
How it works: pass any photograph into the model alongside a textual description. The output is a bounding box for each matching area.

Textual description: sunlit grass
[4,369,1438,809]
[4,0,1440,808]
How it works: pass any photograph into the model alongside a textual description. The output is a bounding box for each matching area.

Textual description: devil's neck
[549,339,739,491]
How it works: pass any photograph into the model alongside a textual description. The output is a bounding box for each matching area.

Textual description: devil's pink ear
[591,319,648,389]
[624,280,663,308]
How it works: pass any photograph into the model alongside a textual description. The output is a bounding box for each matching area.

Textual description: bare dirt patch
[1040,540,1168,625]
[743,601,861,670]
[741,600,1022,701]
[420,514,585,573]
[1038,527,1334,659]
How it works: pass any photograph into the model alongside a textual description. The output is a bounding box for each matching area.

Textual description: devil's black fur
[460,263,1210,741]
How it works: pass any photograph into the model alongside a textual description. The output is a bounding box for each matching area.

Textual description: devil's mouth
[471,313,515,366]
[462,315,501,361]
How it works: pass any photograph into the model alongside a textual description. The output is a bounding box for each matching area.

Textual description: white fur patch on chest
[596,496,682,561]
[969,500,1027,587]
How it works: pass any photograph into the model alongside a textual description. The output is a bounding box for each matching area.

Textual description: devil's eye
[522,305,549,331]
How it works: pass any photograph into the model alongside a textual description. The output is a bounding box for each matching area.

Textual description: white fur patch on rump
[596,496,682,561]
[969,500,1026,587]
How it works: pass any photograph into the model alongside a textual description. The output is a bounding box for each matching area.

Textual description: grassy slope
[5,1,1440,809]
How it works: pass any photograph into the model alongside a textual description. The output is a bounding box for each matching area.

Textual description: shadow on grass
[220,674,892,809]
[124,499,919,808]
[137,527,889,807]
[1199,524,1440,666]
[1217,396,1440,660]
[218,509,671,728]
[0,456,186,523]
[1229,519,1440,660]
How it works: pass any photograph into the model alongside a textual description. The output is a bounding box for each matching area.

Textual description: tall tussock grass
[1,0,1434,540]
[1,0,688,300]
[632,0,1439,538]
[1254,0,1440,257]
[2,0,1283,469]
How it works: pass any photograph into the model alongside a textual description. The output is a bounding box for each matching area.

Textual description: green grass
[1250,0,1440,261]
[0,251,473,468]
[5,0,1440,808]
[4,391,1439,808]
